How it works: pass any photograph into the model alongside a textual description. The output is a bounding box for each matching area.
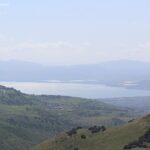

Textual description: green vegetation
[0,85,135,150]
[33,115,150,150]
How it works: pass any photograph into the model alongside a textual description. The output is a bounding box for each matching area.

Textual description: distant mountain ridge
[0,60,150,90]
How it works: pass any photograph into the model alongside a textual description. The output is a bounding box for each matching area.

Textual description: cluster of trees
[66,125,106,137]
[88,126,106,133]
[66,127,83,136]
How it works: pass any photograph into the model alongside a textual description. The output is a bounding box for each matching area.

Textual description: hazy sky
[0,0,150,65]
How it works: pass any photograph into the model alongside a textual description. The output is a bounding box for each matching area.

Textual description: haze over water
[1,81,150,99]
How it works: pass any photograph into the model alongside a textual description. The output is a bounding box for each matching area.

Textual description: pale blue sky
[0,0,150,65]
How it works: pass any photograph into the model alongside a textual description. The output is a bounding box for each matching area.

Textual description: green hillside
[0,85,135,150]
[33,115,150,150]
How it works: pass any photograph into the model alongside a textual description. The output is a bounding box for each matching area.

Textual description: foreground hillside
[33,115,150,150]
[0,85,134,150]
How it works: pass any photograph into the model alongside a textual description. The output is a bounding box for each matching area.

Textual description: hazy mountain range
[1,60,150,90]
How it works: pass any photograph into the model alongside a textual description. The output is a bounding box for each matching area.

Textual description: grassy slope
[33,115,150,150]
[0,85,135,150]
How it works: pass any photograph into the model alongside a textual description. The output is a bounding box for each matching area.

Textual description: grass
[0,85,137,150]
[33,115,150,150]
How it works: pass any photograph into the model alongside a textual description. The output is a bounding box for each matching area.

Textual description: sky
[0,0,150,65]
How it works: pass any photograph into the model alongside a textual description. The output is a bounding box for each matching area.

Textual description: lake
[1,81,150,98]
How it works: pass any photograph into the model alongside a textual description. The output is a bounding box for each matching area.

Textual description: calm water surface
[0,82,150,98]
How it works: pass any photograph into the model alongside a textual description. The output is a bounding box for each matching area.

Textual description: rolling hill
[100,97,150,112]
[0,85,135,150]
[33,114,150,150]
